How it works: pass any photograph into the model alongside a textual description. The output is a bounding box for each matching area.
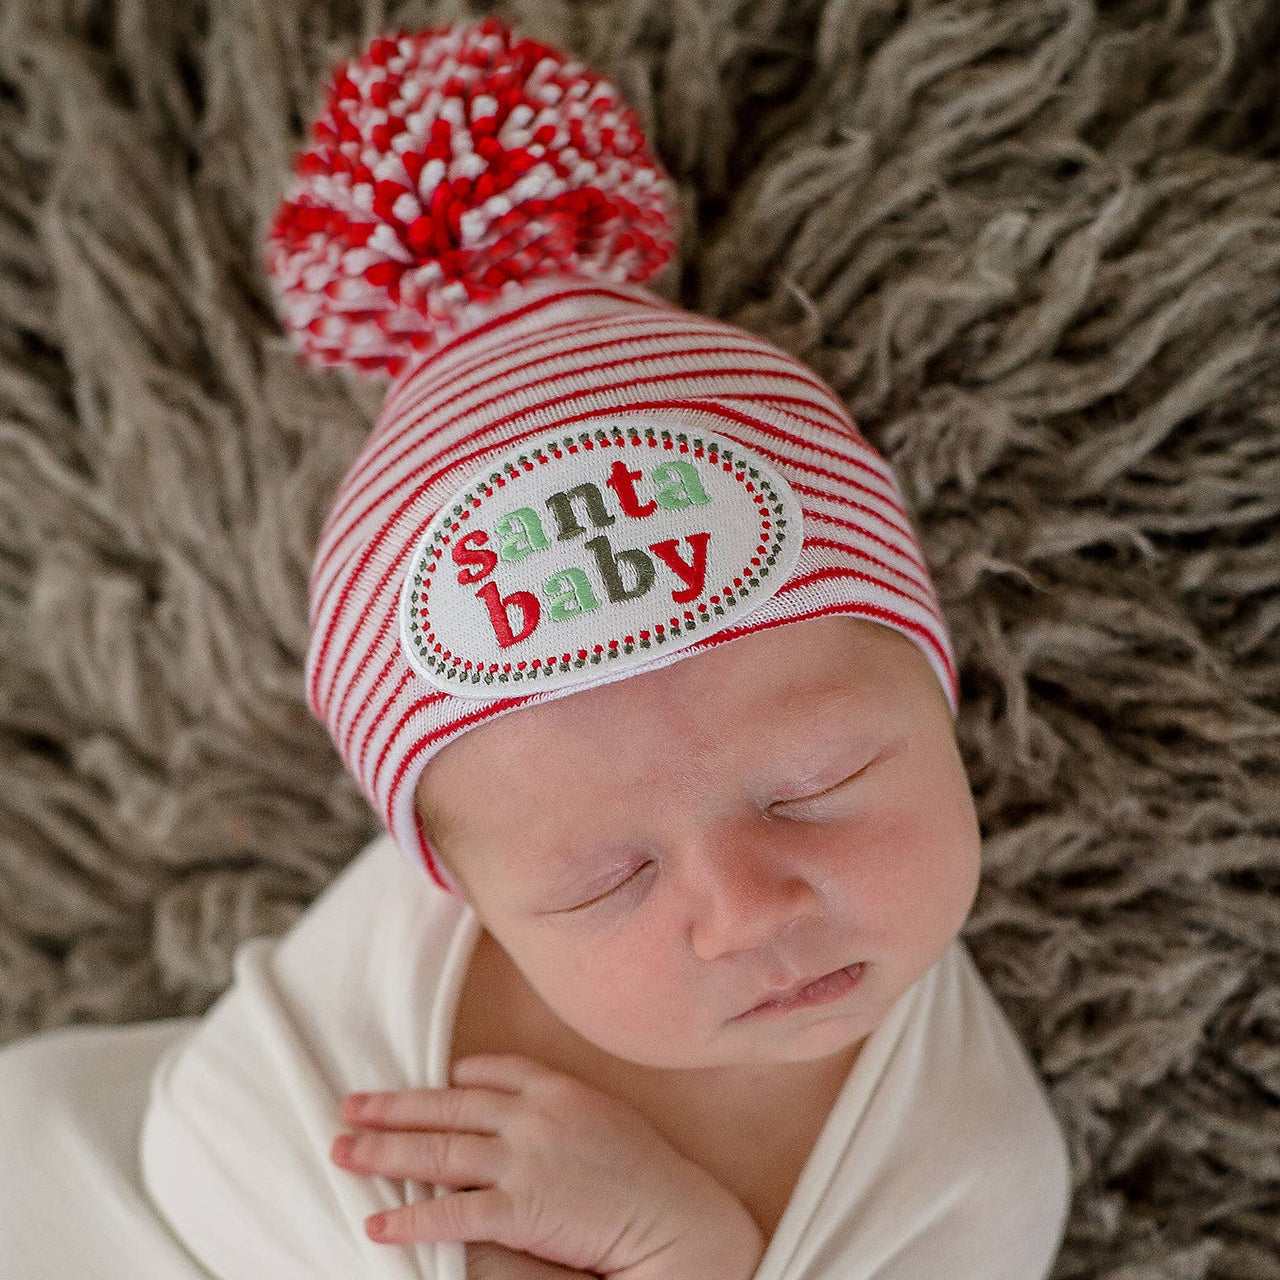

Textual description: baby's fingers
[365,1185,515,1246]
[342,1085,514,1132]
[332,1128,503,1186]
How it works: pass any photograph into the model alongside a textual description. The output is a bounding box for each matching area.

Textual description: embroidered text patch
[398,418,804,697]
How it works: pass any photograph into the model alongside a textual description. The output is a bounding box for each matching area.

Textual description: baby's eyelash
[777,755,879,811]
[568,862,651,912]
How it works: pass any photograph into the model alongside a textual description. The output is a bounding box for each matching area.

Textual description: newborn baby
[137,17,1072,1279]
[0,15,1072,1280]
[346,612,981,1275]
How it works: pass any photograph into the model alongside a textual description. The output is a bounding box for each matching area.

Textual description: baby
[196,15,1073,1278]
[328,611,981,1278]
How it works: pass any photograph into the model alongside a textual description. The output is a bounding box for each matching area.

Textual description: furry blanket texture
[1,0,1277,1276]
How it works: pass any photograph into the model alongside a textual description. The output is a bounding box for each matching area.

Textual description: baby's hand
[330,1053,764,1280]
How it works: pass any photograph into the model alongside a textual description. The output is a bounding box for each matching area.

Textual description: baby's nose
[683,836,816,961]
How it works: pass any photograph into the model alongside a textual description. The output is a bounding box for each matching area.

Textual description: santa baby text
[449,455,713,648]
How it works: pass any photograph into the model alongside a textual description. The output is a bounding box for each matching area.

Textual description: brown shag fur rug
[1,1,1277,1276]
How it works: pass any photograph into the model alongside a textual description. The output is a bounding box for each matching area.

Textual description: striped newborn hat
[264,15,959,895]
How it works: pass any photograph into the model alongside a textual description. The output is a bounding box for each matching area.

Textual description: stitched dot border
[403,425,791,688]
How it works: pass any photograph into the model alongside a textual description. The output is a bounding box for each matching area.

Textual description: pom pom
[263,15,678,378]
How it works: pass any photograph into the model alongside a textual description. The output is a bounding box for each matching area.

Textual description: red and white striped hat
[264,16,959,895]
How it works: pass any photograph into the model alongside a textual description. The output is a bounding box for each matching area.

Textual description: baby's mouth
[733,961,866,1020]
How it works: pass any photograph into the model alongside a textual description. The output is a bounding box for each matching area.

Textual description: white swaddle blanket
[0,829,1073,1278]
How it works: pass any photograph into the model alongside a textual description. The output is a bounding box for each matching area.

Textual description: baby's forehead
[446,681,893,803]
[423,616,935,821]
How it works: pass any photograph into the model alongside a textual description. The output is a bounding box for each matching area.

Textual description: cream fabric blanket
[0,831,1072,1278]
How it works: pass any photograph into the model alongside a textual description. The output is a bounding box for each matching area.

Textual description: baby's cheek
[852,801,973,945]
[555,951,684,1040]
[929,772,984,928]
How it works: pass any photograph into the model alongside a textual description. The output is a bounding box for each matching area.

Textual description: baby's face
[415,615,981,1072]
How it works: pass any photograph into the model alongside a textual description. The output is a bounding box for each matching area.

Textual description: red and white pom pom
[263,15,678,378]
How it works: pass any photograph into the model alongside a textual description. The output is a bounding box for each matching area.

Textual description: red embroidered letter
[475,580,540,648]
[452,529,498,586]
[649,533,710,605]
[605,459,657,518]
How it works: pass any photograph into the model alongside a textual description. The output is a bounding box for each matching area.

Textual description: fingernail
[332,1135,355,1162]
[367,1212,388,1238]
[345,1092,370,1114]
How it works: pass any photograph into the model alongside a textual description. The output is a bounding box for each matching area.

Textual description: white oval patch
[398,417,805,698]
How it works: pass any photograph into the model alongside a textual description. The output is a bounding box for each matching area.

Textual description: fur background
[1,0,1277,1275]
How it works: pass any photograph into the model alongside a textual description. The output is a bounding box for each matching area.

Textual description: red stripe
[710,394,883,470]
[412,803,452,892]
[798,535,941,619]
[383,299,850,438]
[384,309,670,435]
[790,476,929,569]
[697,348,857,426]
[345,646,404,771]
[387,314,858,450]
[792,476,908,515]
[314,392,927,727]
[780,560,942,632]
[802,506,930,585]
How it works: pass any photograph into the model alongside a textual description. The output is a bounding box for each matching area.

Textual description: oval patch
[398,417,805,698]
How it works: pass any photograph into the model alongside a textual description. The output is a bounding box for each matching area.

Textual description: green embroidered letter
[652,461,711,511]
[544,568,601,621]
[495,508,551,562]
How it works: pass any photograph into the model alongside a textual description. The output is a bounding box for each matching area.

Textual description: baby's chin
[588,1018,874,1076]
[556,986,881,1074]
